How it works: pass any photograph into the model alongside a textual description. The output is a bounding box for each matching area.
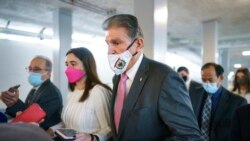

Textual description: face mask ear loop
[126,38,137,50]
[127,38,138,56]
[132,51,138,56]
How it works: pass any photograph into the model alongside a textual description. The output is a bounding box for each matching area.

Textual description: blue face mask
[202,82,218,94]
[28,72,44,87]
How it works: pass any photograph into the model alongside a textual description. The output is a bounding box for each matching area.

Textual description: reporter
[1,55,63,131]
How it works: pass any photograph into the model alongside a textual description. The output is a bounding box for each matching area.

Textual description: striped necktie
[25,89,36,106]
[201,95,212,141]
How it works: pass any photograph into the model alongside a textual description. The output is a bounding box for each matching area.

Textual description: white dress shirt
[125,54,143,96]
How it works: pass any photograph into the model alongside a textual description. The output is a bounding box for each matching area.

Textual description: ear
[45,71,51,79]
[220,75,224,81]
[136,38,144,51]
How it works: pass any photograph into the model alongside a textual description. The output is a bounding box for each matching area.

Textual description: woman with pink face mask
[53,47,112,141]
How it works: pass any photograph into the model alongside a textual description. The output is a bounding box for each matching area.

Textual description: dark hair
[232,67,250,93]
[177,66,189,74]
[102,14,144,39]
[201,62,224,77]
[33,55,52,71]
[66,47,112,102]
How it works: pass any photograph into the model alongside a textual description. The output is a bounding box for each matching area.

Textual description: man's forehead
[179,70,188,75]
[202,70,217,78]
[30,58,46,65]
[105,35,131,43]
[202,66,215,72]
[106,26,129,35]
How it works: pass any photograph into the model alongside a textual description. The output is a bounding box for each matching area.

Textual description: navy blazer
[229,104,250,141]
[111,56,201,141]
[189,86,247,141]
[6,79,63,130]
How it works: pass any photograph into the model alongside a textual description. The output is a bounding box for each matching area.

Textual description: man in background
[1,55,63,131]
[177,66,202,95]
[189,62,247,141]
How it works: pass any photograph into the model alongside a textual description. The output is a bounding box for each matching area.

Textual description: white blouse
[61,84,112,141]
[233,89,250,103]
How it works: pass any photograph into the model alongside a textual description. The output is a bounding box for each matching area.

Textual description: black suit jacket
[229,104,250,141]
[6,79,63,130]
[111,56,201,141]
[189,86,247,141]
[189,80,202,96]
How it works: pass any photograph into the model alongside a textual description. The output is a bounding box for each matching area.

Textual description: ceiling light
[72,32,93,42]
[0,33,58,47]
[242,51,250,56]
[43,28,53,36]
[234,64,242,68]
[0,33,40,43]
[0,19,8,28]
[9,24,41,34]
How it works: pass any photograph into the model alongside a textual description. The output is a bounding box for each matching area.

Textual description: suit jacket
[111,56,201,141]
[6,79,63,130]
[229,104,250,141]
[189,80,202,96]
[189,86,247,141]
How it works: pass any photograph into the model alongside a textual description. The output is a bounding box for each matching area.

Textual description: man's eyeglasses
[25,67,49,72]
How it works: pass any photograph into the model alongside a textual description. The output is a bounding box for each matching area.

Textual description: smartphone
[8,84,20,92]
[12,103,46,123]
[55,128,77,140]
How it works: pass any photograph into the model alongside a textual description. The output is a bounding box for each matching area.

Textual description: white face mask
[108,50,132,75]
[107,38,138,75]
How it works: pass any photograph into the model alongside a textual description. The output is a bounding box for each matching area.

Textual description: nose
[107,45,116,54]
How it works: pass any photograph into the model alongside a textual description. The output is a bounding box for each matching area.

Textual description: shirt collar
[126,54,143,81]
[185,77,191,90]
[212,86,223,98]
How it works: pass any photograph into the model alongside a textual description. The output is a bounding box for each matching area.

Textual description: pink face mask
[65,66,85,83]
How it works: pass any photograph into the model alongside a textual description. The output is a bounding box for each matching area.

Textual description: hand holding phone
[8,84,20,92]
[1,85,20,107]
[55,128,77,140]
[12,103,46,123]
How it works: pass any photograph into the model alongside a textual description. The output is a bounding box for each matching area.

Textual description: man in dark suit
[102,14,201,141]
[177,66,202,95]
[229,104,250,141]
[1,55,63,131]
[189,62,247,141]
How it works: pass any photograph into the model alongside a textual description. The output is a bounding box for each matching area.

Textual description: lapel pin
[140,77,142,82]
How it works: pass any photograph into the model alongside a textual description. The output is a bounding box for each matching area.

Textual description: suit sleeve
[5,99,26,117]
[228,109,241,141]
[158,71,201,141]
[38,91,62,130]
[239,98,247,107]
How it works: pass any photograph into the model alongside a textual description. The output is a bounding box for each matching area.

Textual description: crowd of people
[0,14,250,141]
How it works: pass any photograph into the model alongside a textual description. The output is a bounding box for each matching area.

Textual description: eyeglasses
[25,67,49,73]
